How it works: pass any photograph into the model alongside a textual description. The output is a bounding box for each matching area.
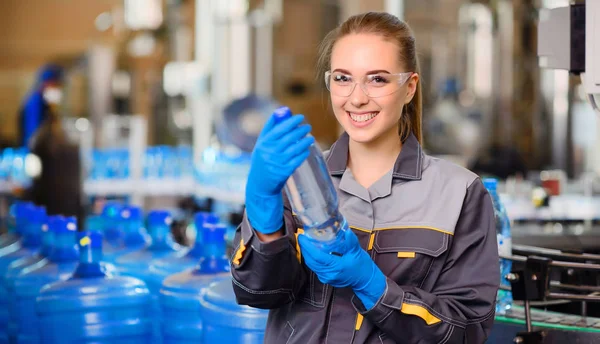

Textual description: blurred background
[0,0,598,246]
[1,0,600,342]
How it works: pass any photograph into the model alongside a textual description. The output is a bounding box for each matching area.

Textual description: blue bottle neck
[148,224,177,251]
[124,221,148,247]
[73,244,105,278]
[21,223,43,248]
[196,240,229,274]
[49,232,79,262]
[40,228,54,257]
[104,226,123,244]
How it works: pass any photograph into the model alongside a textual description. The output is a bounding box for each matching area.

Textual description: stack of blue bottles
[103,205,150,263]
[4,215,57,340]
[116,210,185,343]
[11,216,79,343]
[0,201,28,248]
[161,223,232,343]
[149,212,219,279]
[37,231,153,343]
[0,202,35,255]
[483,178,513,314]
[84,215,119,276]
[0,204,46,341]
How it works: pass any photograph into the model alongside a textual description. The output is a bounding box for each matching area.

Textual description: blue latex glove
[298,227,387,310]
[245,107,314,234]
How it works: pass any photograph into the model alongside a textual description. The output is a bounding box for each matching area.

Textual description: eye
[368,75,390,84]
[333,73,351,83]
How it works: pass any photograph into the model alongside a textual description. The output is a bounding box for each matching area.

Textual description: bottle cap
[203,223,227,245]
[194,212,219,228]
[78,231,103,249]
[51,216,78,233]
[147,210,172,226]
[273,106,292,123]
[102,202,122,218]
[121,206,143,221]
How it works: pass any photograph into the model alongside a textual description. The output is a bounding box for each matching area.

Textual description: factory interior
[1,0,600,343]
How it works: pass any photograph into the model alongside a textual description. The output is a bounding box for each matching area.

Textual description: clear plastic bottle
[273,107,346,242]
[483,178,513,314]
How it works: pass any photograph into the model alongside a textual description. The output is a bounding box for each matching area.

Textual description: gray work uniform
[231,132,500,344]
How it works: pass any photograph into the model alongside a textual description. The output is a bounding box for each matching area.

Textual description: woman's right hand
[245,107,314,235]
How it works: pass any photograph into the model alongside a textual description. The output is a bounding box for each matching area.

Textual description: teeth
[348,112,377,122]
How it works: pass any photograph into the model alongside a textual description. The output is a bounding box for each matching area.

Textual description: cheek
[330,96,347,117]
[380,95,405,120]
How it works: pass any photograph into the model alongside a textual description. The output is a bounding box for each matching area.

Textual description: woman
[231,11,499,344]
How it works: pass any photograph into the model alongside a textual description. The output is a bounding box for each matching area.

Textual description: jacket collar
[325,132,423,180]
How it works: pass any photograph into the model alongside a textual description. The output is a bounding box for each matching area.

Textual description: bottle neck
[148,224,177,251]
[21,223,43,248]
[198,256,230,274]
[40,228,54,257]
[49,232,79,262]
[124,221,148,247]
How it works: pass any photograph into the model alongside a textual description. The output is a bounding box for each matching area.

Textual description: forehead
[331,33,401,73]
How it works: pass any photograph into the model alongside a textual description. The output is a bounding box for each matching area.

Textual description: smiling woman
[232,11,499,344]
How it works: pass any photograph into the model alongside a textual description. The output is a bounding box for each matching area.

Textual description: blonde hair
[316,11,423,143]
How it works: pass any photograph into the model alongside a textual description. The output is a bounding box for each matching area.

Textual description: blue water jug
[0,202,36,256]
[0,204,46,341]
[200,278,268,343]
[10,215,79,343]
[103,205,150,263]
[116,209,185,343]
[149,212,219,279]
[3,214,58,340]
[0,201,29,248]
[37,231,153,343]
[274,107,346,242]
[161,223,232,343]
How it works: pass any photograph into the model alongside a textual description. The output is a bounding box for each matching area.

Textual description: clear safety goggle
[324,71,413,98]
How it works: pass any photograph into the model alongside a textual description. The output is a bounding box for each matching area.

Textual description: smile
[347,111,379,123]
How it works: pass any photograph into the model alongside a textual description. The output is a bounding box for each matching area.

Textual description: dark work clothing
[231,132,499,343]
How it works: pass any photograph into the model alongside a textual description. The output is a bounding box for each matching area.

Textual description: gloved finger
[274,124,312,151]
[263,115,305,142]
[298,234,335,266]
[283,150,311,174]
[281,136,315,159]
[257,111,280,139]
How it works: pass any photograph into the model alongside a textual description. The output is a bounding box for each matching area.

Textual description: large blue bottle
[149,212,219,279]
[274,107,346,242]
[0,203,35,255]
[200,278,268,343]
[4,215,57,341]
[116,209,185,343]
[0,205,46,341]
[0,201,29,248]
[11,215,79,343]
[103,205,150,263]
[483,178,513,314]
[161,223,232,343]
[37,231,153,343]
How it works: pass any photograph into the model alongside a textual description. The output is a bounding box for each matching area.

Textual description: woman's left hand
[298,227,387,309]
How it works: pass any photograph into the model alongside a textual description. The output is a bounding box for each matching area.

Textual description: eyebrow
[332,68,392,75]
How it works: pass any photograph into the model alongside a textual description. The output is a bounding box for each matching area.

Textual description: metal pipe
[524,300,533,332]
[513,244,600,262]
[547,292,600,302]
[550,281,600,293]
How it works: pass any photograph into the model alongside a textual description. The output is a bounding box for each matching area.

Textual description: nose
[349,83,370,107]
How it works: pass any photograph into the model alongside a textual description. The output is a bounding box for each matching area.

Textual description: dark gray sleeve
[231,196,308,309]
[351,179,500,343]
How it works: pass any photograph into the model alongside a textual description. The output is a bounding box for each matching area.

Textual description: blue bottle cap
[273,106,292,123]
[121,206,143,221]
[85,215,104,231]
[52,216,78,233]
[482,178,498,191]
[203,223,227,245]
[102,202,122,218]
[194,212,219,228]
[78,231,103,249]
[147,210,172,226]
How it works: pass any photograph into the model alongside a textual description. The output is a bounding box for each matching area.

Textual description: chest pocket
[372,227,449,288]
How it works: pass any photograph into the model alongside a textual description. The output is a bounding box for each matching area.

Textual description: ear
[404,73,419,104]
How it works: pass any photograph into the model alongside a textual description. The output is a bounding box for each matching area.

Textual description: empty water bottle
[273,107,346,242]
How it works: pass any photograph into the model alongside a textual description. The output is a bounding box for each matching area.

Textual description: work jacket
[231,132,500,344]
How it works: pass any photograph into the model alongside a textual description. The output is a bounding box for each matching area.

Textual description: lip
[347,111,379,128]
